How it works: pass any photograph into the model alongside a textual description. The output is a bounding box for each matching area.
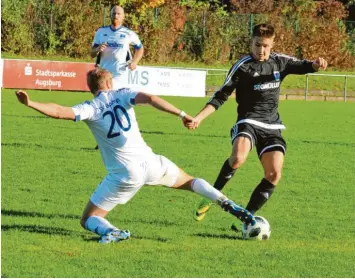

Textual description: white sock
[85,216,117,236]
[191,178,228,203]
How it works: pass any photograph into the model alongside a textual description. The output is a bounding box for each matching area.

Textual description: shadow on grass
[300,140,355,147]
[82,235,101,242]
[120,217,178,227]
[81,235,169,243]
[2,114,48,119]
[193,232,243,240]
[132,235,169,242]
[1,224,75,236]
[1,209,80,219]
[1,142,97,152]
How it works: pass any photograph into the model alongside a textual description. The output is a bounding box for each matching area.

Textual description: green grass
[2,89,355,278]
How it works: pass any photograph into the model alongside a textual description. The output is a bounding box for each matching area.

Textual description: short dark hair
[252,24,275,38]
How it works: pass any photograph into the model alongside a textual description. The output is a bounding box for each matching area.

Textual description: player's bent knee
[229,155,247,169]
[265,171,282,185]
[171,170,194,190]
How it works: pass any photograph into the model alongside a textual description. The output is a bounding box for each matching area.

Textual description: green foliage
[1,0,34,53]
[2,89,355,277]
[56,1,102,57]
[46,32,62,56]
[345,24,355,55]
[1,0,354,67]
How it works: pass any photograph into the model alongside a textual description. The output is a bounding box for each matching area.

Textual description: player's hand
[15,90,30,106]
[185,117,201,130]
[181,114,194,127]
[128,62,137,71]
[312,57,328,71]
[96,43,107,53]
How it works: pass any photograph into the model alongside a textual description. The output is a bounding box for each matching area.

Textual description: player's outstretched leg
[190,178,258,230]
[81,201,130,244]
[193,159,237,221]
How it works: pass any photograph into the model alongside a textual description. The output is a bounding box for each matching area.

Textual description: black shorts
[230,123,287,157]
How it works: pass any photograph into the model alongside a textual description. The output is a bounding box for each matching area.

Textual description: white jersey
[92,25,142,77]
[72,89,152,173]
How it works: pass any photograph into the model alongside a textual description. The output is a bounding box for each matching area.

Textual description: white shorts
[90,153,180,211]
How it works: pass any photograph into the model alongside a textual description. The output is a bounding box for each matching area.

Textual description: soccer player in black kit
[187,24,328,228]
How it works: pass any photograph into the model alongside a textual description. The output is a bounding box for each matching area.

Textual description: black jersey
[208,53,316,128]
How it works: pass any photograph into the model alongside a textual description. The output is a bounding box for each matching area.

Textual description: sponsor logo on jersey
[119,34,126,38]
[254,81,280,91]
[106,42,123,49]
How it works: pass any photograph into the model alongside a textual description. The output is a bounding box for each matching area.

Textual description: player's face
[111,6,125,26]
[251,36,274,61]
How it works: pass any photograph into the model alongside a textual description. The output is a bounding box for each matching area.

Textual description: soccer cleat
[220,200,257,226]
[193,199,213,221]
[99,229,131,244]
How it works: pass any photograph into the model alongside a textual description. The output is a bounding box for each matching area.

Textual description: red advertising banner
[2,59,95,91]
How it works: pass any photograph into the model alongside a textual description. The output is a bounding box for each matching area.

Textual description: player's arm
[134,92,193,125]
[281,55,328,76]
[15,90,75,120]
[189,67,238,129]
[90,43,107,58]
[129,46,144,70]
[90,29,107,58]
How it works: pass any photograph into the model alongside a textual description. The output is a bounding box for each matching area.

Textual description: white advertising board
[120,66,206,97]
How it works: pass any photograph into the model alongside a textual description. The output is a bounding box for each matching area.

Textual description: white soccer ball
[242,216,271,240]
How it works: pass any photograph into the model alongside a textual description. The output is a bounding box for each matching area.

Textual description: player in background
[91,5,143,149]
[91,5,143,89]
[15,68,260,244]
[187,24,328,228]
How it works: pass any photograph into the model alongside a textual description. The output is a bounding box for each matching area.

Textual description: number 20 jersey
[72,89,152,173]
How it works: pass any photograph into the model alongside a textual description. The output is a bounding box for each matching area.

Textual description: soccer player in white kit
[15,68,260,244]
[90,5,144,89]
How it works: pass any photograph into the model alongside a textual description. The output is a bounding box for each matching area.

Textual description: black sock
[246,178,276,215]
[213,159,237,191]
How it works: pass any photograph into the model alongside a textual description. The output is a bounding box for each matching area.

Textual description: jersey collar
[250,53,271,63]
[95,90,105,98]
[110,25,124,32]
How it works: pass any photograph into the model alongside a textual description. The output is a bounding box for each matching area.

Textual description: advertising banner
[3,59,95,91]
[2,59,206,97]
[0,59,3,88]
[120,66,206,97]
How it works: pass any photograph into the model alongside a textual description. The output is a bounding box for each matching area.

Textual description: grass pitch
[2,89,355,277]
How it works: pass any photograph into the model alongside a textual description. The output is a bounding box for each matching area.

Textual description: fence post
[154,8,159,21]
[344,76,348,102]
[249,14,254,35]
[305,75,309,101]
[202,11,206,39]
[50,0,54,33]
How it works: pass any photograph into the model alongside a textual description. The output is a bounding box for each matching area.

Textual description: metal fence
[157,66,355,101]
[305,73,355,102]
